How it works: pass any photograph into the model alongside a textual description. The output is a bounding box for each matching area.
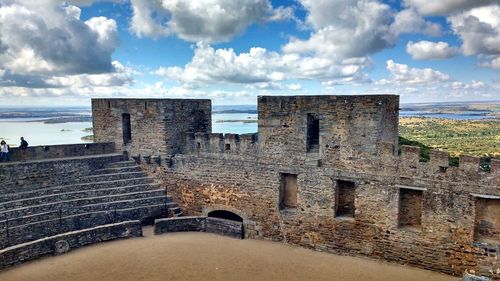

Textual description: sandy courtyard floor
[0,230,457,281]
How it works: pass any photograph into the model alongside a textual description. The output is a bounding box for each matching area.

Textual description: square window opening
[398,188,423,230]
[474,198,500,244]
[279,173,298,210]
[335,180,355,218]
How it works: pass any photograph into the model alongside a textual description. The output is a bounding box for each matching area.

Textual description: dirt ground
[0,229,457,281]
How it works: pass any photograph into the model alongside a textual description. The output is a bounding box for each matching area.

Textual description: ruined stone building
[1,95,498,279]
[91,95,499,277]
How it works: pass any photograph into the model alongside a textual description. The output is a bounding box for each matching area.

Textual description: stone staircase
[0,158,182,250]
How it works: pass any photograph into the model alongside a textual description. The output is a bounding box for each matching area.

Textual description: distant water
[0,119,93,146]
[212,113,258,134]
[0,111,496,146]
[399,111,495,120]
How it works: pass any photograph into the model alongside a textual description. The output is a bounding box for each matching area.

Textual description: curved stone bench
[76,171,148,184]
[0,220,142,270]
[0,190,166,219]
[0,182,161,211]
[92,165,142,175]
[0,154,124,194]
[0,177,155,203]
[3,196,175,228]
[0,204,170,249]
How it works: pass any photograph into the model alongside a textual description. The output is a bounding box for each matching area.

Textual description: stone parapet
[0,220,142,270]
[154,216,244,239]
[0,153,124,194]
[183,132,258,156]
[154,216,206,234]
[7,142,115,162]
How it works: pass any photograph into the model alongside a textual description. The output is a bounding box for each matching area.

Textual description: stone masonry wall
[0,153,124,194]
[6,142,115,162]
[154,216,243,239]
[145,150,499,278]
[0,220,142,270]
[257,95,399,167]
[92,99,211,157]
[99,94,498,278]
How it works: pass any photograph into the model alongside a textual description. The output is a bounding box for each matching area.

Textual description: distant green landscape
[399,117,499,158]
[399,117,499,170]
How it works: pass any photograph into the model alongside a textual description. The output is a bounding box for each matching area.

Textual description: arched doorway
[207,210,244,222]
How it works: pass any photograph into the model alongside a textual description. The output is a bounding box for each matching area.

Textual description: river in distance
[0,111,495,147]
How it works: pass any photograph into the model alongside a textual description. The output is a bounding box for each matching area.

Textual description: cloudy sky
[0,0,499,106]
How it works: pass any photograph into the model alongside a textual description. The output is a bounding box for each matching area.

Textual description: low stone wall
[6,142,116,162]
[0,205,166,249]
[154,216,244,239]
[154,216,206,234]
[206,217,243,239]
[0,220,142,270]
[0,153,124,194]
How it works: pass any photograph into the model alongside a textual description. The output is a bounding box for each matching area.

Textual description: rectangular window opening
[335,180,355,218]
[307,113,319,153]
[225,143,231,151]
[398,188,423,230]
[279,173,298,210]
[474,198,500,244]
[122,113,132,145]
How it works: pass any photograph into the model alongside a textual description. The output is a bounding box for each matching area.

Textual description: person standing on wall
[0,140,9,162]
[20,137,28,161]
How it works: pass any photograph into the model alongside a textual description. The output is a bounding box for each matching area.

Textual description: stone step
[77,172,148,183]
[92,166,142,175]
[107,160,137,168]
[0,204,170,249]
[169,206,183,217]
[0,177,155,203]
[0,154,125,194]
[3,196,173,228]
[0,190,167,219]
[0,183,163,211]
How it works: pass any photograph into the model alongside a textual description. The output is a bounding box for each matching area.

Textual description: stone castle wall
[6,142,115,162]
[257,95,399,166]
[92,99,211,157]
[92,95,499,278]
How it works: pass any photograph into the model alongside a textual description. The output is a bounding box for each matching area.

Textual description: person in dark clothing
[20,137,28,161]
[0,140,8,161]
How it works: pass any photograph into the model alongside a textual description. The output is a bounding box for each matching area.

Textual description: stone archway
[203,205,249,239]
[202,205,248,222]
[207,210,243,222]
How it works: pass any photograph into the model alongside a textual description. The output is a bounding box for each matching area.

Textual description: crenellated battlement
[183,132,258,156]
[377,142,498,184]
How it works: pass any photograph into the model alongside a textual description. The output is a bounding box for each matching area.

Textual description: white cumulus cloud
[390,9,441,37]
[284,0,395,59]
[403,0,498,16]
[152,43,371,86]
[129,0,292,42]
[406,41,459,60]
[385,60,450,84]
[448,4,500,69]
[0,1,119,76]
